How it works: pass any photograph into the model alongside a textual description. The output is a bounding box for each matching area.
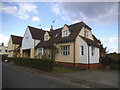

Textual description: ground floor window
[37,48,43,55]
[80,46,84,55]
[60,45,70,56]
[91,46,95,56]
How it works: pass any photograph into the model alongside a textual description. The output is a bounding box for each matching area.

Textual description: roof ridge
[11,34,23,38]
[28,25,46,32]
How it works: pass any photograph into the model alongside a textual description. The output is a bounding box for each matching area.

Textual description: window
[44,35,49,41]
[37,48,43,55]
[63,30,68,37]
[61,45,70,56]
[5,50,7,52]
[91,46,95,56]
[81,46,84,55]
[55,34,59,37]
[84,30,88,37]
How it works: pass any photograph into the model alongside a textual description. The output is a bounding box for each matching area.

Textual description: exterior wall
[22,27,34,50]
[62,25,71,37]
[89,46,99,63]
[75,36,88,64]
[30,48,35,58]
[79,27,94,40]
[8,37,20,57]
[75,36,100,64]
[55,42,74,63]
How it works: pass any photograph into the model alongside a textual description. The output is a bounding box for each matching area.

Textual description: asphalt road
[2,63,82,88]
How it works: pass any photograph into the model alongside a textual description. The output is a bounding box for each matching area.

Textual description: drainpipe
[88,44,90,70]
[74,41,75,67]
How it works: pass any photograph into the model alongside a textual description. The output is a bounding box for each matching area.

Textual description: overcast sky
[0,1,119,53]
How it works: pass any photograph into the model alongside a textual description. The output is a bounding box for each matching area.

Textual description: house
[10,21,105,69]
[0,43,8,56]
[35,21,101,69]
[8,35,23,57]
[21,26,45,58]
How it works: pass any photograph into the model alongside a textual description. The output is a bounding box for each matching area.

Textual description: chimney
[1,43,4,46]
[50,25,53,32]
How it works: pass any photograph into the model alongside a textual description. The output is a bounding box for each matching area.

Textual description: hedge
[9,57,54,71]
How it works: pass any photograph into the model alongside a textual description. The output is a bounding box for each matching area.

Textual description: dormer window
[84,30,88,38]
[44,35,49,41]
[63,30,69,37]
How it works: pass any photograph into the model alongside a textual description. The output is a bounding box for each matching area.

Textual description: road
[2,63,83,88]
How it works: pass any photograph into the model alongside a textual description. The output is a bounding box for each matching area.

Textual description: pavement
[2,62,119,88]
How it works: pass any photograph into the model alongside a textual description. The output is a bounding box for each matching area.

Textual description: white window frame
[84,30,88,38]
[60,45,70,56]
[63,30,68,37]
[37,48,43,55]
[91,46,95,56]
[80,46,84,56]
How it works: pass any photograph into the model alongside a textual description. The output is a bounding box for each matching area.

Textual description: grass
[53,65,81,73]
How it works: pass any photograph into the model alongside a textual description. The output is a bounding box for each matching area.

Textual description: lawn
[53,65,82,73]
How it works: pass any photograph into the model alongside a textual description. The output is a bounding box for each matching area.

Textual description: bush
[13,57,54,71]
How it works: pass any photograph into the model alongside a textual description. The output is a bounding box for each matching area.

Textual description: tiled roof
[28,26,46,40]
[36,21,90,48]
[11,35,23,45]
[80,36,100,48]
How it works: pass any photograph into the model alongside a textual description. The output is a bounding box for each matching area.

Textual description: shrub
[13,57,54,71]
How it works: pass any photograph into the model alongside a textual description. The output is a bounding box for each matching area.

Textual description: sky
[0,0,119,53]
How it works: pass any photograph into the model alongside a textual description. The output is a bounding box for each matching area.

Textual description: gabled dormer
[62,24,71,37]
[79,26,94,40]
[44,31,50,41]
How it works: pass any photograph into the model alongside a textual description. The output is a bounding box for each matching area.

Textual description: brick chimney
[50,25,53,32]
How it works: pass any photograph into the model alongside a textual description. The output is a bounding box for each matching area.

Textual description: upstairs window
[44,35,49,41]
[63,30,69,37]
[80,46,84,55]
[84,30,88,38]
[91,46,95,56]
[61,45,70,56]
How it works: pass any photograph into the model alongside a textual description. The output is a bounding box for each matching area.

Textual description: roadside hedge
[11,57,54,71]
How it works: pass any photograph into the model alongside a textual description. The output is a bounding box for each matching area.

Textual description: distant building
[8,35,23,57]
[0,43,8,56]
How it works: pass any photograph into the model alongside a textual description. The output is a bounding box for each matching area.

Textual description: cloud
[1,2,38,20]
[0,34,9,46]
[101,35,118,53]
[107,47,118,53]
[32,16,40,22]
[52,2,118,24]
[102,35,118,44]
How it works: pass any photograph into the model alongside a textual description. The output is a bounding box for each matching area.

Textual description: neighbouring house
[8,35,23,57]
[0,43,8,56]
[11,21,105,69]
[21,26,45,58]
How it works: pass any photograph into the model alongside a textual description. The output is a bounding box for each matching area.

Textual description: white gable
[79,27,94,40]
[22,27,34,50]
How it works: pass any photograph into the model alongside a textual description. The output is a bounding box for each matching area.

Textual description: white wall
[89,46,99,63]
[78,37,99,64]
[79,37,88,64]
[22,27,34,50]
